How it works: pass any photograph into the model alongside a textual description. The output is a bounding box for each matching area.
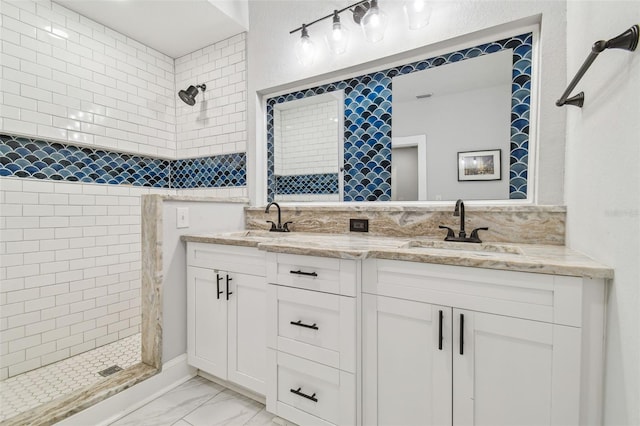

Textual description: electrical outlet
[176,207,189,228]
[350,218,369,232]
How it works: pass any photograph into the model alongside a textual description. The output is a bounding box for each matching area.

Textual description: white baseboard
[57,354,196,426]
[197,370,266,405]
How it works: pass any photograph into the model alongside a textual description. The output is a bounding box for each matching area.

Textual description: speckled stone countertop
[181,231,613,279]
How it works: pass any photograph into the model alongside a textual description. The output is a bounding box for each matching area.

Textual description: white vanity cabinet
[186,242,267,395]
[362,258,606,426]
[266,252,359,426]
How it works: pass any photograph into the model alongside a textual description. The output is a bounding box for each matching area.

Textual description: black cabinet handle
[290,270,318,277]
[290,320,319,330]
[216,273,223,300]
[438,310,443,350]
[226,275,233,300]
[290,387,318,403]
[459,313,464,355]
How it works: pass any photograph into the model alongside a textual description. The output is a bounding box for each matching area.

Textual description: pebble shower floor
[0,333,140,421]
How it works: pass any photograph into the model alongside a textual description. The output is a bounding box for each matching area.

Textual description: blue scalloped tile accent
[276,173,338,195]
[0,134,245,189]
[267,32,532,201]
[171,153,246,188]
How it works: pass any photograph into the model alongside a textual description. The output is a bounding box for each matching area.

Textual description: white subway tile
[41,324,69,342]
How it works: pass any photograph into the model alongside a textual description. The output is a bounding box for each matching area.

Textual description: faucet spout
[265,201,282,227]
[439,199,487,243]
[265,202,291,232]
[454,199,466,238]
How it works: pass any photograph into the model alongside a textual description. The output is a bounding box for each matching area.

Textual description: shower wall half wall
[0,0,247,379]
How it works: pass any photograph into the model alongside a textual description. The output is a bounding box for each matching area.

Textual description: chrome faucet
[439,199,488,243]
[265,202,292,232]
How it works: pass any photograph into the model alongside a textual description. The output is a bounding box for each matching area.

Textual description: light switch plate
[176,207,189,228]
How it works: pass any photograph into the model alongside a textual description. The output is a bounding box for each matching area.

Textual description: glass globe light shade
[295,25,316,66]
[404,0,431,30]
[326,12,349,55]
[361,0,388,43]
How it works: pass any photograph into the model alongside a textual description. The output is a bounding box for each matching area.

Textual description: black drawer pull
[459,313,464,355]
[290,320,319,330]
[290,270,318,277]
[438,310,443,350]
[290,387,318,402]
[216,273,223,300]
[226,275,233,300]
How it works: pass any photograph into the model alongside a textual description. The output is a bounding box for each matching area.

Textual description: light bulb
[295,24,315,66]
[404,0,431,30]
[326,10,349,55]
[361,0,388,43]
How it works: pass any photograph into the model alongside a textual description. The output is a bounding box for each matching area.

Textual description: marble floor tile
[244,409,280,426]
[183,388,264,426]
[109,376,225,426]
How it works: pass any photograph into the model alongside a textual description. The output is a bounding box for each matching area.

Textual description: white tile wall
[0,0,177,158]
[0,0,249,378]
[0,177,172,379]
[274,100,339,175]
[175,34,247,159]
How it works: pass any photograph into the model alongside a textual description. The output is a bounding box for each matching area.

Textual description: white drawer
[363,258,584,326]
[267,349,355,426]
[266,252,358,296]
[267,285,356,372]
[187,242,266,276]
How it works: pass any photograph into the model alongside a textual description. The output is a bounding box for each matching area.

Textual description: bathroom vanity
[183,231,611,426]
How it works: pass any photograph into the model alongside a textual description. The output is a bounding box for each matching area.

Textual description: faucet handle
[282,221,293,232]
[438,225,456,239]
[266,220,277,231]
[469,227,489,242]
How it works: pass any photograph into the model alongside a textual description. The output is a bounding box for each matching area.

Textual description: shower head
[178,84,206,106]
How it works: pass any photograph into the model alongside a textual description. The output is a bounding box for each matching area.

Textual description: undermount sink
[403,239,524,255]
[221,230,290,239]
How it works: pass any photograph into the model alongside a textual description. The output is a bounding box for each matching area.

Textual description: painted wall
[564,2,640,425]
[0,0,247,377]
[161,200,246,362]
[247,0,567,205]
[394,84,511,200]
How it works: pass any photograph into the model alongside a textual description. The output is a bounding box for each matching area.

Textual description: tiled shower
[0,0,247,419]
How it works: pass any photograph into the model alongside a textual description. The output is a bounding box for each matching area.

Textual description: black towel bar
[556,25,638,108]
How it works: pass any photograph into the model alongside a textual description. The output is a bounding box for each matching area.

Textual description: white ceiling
[54,0,249,58]
[393,49,513,102]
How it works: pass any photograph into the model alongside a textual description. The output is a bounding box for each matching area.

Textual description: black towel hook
[556,25,639,108]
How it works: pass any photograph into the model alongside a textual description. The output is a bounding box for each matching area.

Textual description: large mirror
[266,32,532,202]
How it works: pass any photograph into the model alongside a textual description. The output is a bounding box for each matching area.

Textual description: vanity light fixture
[295,24,316,66]
[290,0,398,65]
[178,84,206,106]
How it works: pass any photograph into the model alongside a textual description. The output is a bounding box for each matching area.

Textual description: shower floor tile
[0,333,140,422]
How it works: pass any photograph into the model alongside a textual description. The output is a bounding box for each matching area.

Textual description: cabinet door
[187,266,228,379]
[453,310,581,426]
[363,294,452,426]
[227,272,267,394]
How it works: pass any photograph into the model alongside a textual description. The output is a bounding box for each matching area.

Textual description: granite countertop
[181,231,613,279]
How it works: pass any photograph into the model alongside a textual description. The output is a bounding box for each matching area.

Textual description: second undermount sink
[403,239,524,255]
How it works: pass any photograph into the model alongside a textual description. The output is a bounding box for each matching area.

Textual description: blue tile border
[267,32,532,201]
[0,133,245,189]
[275,173,339,195]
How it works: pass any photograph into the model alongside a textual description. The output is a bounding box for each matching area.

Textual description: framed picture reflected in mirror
[458,149,502,181]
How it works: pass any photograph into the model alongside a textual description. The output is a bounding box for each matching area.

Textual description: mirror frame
[266,32,532,202]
